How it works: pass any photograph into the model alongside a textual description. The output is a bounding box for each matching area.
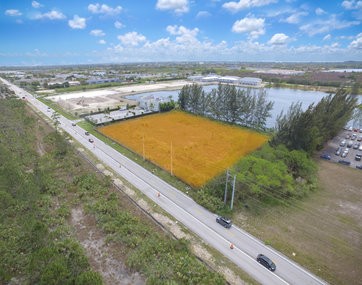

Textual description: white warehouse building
[240,77,262,86]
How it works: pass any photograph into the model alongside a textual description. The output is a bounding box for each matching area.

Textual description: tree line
[271,89,358,154]
[178,83,274,131]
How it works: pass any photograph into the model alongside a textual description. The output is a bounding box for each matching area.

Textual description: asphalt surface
[320,129,362,169]
[2,78,328,285]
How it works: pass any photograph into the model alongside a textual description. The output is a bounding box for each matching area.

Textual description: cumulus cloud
[232,17,265,39]
[300,15,360,36]
[5,9,22,16]
[323,34,332,41]
[283,11,308,24]
[166,25,199,44]
[223,0,277,13]
[349,33,362,48]
[99,39,106,44]
[34,10,66,20]
[196,11,211,19]
[32,1,42,8]
[268,33,289,45]
[315,8,326,15]
[88,3,122,15]
[114,20,124,29]
[342,0,362,10]
[90,29,105,37]
[156,0,189,14]
[118,32,146,46]
[68,15,86,29]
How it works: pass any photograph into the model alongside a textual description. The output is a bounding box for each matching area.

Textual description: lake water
[127,86,362,129]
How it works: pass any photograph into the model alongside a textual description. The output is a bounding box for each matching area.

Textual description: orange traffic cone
[230,243,234,249]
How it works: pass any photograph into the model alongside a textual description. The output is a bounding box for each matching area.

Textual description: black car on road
[257,254,276,271]
[216,216,232,228]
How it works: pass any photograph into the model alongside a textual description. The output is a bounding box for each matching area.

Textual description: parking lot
[320,128,362,169]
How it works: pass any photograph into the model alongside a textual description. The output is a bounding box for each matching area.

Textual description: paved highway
[2,78,328,285]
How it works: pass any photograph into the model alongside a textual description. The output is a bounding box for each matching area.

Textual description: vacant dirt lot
[237,160,362,285]
[99,111,268,187]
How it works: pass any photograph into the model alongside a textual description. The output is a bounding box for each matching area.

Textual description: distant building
[187,74,262,87]
[86,78,121,85]
[240,77,262,86]
[68,81,80,86]
[219,76,240,84]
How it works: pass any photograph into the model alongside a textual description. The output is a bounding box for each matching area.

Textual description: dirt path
[70,207,145,285]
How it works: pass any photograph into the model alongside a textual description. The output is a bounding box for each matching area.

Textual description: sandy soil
[48,80,189,115]
[70,207,145,285]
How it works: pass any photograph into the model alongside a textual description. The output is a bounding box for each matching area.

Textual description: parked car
[340,140,346,147]
[359,145,362,151]
[320,153,331,160]
[341,151,348,158]
[357,136,362,142]
[338,160,351,166]
[72,123,76,126]
[85,131,90,135]
[257,254,276,271]
[353,143,360,149]
[356,165,362,170]
[355,154,362,161]
[347,141,353,148]
[335,147,342,156]
[351,134,357,140]
[216,216,232,228]
[345,134,351,139]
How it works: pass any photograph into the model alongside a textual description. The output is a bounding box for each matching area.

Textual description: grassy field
[99,111,268,187]
[236,160,362,285]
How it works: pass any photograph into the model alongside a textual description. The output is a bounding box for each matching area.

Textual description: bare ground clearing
[48,80,189,115]
[236,160,362,285]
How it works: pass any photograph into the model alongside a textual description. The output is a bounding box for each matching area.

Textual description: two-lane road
[2,78,328,285]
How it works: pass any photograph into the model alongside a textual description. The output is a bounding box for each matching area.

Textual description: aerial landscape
[0,1,362,285]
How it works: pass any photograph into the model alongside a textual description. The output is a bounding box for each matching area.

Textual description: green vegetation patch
[0,98,101,284]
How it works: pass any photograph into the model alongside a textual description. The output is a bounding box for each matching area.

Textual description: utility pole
[230,175,236,210]
[224,169,229,204]
[142,134,145,160]
[170,141,173,176]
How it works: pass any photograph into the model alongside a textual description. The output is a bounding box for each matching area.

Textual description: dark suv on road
[216,216,232,228]
[257,254,276,271]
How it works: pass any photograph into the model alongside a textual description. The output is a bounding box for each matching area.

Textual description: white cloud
[34,10,66,20]
[90,29,105,37]
[118,32,146,46]
[300,15,360,36]
[68,15,86,29]
[349,33,362,49]
[32,1,42,8]
[284,11,308,24]
[114,20,124,29]
[196,11,211,19]
[223,0,277,13]
[166,25,199,44]
[156,0,189,14]
[5,9,22,16]
[99,39,106,45]
[232,17,265,39]
[88,3,122,15]
[323,34,332,41]
[268,33,289,45]
[315,8,326,15]
[342,0,362,10]
[331,42,339,48]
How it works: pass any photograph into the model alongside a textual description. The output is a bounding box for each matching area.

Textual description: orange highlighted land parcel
[99,111,268,187]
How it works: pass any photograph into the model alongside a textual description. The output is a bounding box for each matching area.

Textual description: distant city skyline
[1,0,361,66]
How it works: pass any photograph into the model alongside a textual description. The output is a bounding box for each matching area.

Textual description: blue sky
[1,0,361,66]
